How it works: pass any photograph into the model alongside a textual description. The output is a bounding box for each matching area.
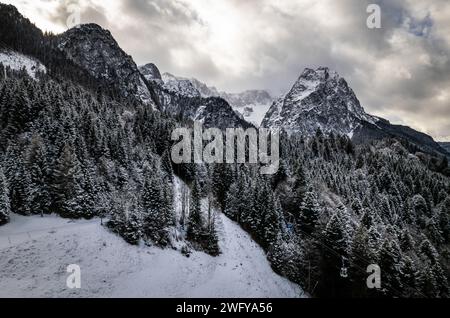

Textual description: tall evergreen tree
[187,180,203,243]
[51,143,83,218]
[350,224,376,297]
[298,190,321,234]
[318,213,351,297]
[9,154,31,215]
[212,164,234,212]
[27,135,50,215]
[0,167,11,225]
[142,170,170,246]
[378,238,402,297]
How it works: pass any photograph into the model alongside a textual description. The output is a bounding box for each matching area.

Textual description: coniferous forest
[0,3,449,298]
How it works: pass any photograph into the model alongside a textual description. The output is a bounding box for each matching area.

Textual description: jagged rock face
[142,68,273,125]
[134,68,249,128]
[57,24,155,107]
[154,88,251,129]
[262,67,377,136]
[133,68,251,128]
[262,67,448,156]
[161,72,201,98]
[439,142,450,154]
[189,78,220,98]
[154,70,273,109]
[139,63,162,83]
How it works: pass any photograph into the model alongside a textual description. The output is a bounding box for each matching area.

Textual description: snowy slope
[162,72,201,98]
[139,64,273,126]
[162,72,274,124]
[0,213,303,298]
[0,50,46,79]
[232,103,272,127]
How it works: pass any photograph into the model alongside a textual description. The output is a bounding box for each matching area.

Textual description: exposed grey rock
[439,142,450,154]
[139,63,162,83]
[262,67,377,136]
[262,67,448,156]
[57,24,156,107]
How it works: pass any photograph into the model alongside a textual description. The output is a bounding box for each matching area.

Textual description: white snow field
[0,212,304,298]
[232,103,272,127]
[0,50,47,79]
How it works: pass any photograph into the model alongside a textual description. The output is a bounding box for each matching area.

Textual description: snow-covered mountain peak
[57,24,156,107]
[139,63,162,82]
[161,72,201,98]
[142,68,274,125]
[262,67,377,135]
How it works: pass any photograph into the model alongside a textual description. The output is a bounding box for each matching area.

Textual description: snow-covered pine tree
[349,224,376,297]
[336,202,353,242]
[268,233,303,284]
[0,166,11,225]
[122,199,143,245]
[9,152,31,215]
[318,213,351,297]
[161,149,174,184]
[240,178,260,234]
[426,216,444,246]
[418,236,439,265]
[412,194,429,228]
[378,238,402,296]
[51,143,84,218]
[298,190,321,235]
[212,164,234,212]
[26,135,50,216]
[261,194,282,249]
[162,179,175,227]
[224,181,240,221]
[399,255,419,297]
[287,163,307,221]
[351,198,363,216]
[438,196,450,243]
[224,170,250,223]
[204,217,220,256]
[187,180,203,244]
[360,208,374,229]
[142,170,170,246]
[399,228,414,252]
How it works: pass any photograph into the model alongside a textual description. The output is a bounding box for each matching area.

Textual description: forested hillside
[0,2,449,298]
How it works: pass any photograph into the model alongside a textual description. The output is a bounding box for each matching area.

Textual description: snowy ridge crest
[262,67,378,136]
[140,64,274,126]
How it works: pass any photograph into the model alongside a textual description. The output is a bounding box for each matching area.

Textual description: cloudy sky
[4,0,450,140]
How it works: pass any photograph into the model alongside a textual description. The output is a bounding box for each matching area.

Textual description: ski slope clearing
[0,213,304,298]
[0,50,46,79]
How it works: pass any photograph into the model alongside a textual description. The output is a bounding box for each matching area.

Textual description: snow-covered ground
[0,50,46,80]
[0,212,304,298]
[233,103,272,127]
